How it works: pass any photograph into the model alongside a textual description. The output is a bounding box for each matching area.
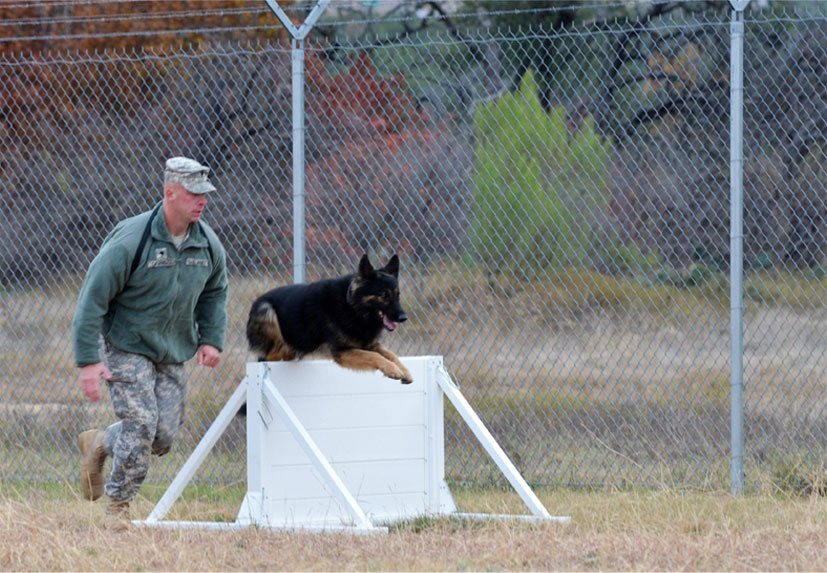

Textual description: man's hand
[196,344,221,368]
[79,363,112,403]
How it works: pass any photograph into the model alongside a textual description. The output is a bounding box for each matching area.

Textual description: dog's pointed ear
[358,254,376,278]
[383,254,400,278]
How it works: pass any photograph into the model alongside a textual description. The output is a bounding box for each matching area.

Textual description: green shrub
[470,71,613,274]
[598,237,662,276]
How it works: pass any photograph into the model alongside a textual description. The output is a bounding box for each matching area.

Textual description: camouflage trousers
[100,342,186,502]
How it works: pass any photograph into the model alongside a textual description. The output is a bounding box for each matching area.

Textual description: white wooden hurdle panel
[140,355,569,532]
[238,356,455,531]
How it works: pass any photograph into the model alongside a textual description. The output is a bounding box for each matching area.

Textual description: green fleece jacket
[72,204,228,366]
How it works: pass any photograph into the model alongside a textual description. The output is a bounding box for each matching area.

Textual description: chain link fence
[0,4,824,492]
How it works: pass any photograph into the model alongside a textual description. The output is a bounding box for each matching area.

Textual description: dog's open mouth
[380,312,397,332]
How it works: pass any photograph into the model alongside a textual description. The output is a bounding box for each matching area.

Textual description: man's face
[166,183,208,225]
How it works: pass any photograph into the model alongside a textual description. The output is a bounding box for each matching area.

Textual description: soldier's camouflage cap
[164,156,216,194]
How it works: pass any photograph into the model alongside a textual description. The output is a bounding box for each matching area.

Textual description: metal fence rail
[0,4,824,492]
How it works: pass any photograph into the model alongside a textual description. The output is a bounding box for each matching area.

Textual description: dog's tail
[240,303,279,417]
[242,303,292,417]
[246,302,282,359]
[247,302,299,362]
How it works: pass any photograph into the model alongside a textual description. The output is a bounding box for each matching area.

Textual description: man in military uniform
[72,157,228,528]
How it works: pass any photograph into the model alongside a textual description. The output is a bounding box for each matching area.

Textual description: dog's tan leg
[371,346,413,384]
[334,349,410,383]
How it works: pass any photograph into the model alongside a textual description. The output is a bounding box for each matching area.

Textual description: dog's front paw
[381,366,410,384]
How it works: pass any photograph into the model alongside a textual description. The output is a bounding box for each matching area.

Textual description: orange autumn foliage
[0,1,289,54]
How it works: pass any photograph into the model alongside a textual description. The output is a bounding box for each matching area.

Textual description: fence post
[729,0,750,496]
[291,36,306,284]
[263,0,331,283]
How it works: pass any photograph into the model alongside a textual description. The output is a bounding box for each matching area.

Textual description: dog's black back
[247,254,407,360]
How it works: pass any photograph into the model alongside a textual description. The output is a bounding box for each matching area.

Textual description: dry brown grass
[2,269,823,410]
[0,484,824,571]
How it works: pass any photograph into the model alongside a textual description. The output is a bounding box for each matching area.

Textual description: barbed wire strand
[0,23,282,44]
[0,7,271,28]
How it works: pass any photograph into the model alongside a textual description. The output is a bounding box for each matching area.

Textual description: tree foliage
[0,1,291,159]
[0,1,286,54]
[470,71,614,273]
[303,50,471,265]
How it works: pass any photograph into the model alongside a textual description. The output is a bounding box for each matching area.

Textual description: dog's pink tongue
[383,315,397,331]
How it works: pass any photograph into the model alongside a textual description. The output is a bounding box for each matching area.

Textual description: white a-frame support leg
[436,365,565,522]
[142,379,248,528]
[138,370,381,533]
[257,372,377,532]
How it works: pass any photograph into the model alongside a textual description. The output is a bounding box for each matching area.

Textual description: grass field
[0,482,824,571]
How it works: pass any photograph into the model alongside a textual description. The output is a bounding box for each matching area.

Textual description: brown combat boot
[104,498,132,532]
[78,429,106,501]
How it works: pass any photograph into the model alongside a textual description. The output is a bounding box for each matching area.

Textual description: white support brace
[142,379,248,524]
[436,366,567,522]
[259,370,378,532]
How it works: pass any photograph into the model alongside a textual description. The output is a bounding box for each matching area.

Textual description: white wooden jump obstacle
[139,356,569,533]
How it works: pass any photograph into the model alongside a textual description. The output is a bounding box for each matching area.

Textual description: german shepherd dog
[246,254,413,384]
